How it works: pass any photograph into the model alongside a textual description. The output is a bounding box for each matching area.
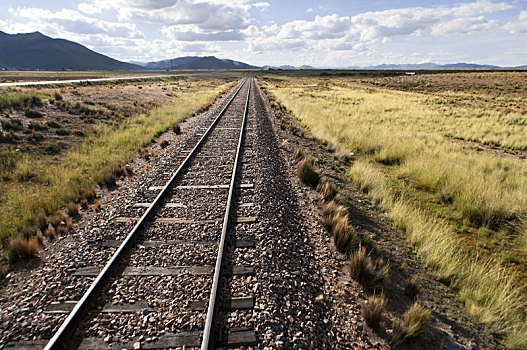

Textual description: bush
[347,246,387,291]
[391,302,430,345]
[362,294,386,328]
[172,124,181,134]
[160,140,169,148]
[46,120,62,128]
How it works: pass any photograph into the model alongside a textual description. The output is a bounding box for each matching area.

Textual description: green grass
[0,91,47,110]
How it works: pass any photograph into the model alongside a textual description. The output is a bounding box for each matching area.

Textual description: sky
[0,0,526,67]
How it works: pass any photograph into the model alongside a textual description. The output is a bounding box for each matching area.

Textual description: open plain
[0,70,526,349]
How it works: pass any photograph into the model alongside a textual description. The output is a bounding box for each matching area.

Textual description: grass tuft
[404,275,420,299]
[294,147,305,161]
[317,181,338,202]
[347,246,387,291]
[297,156,320,188]
[321,200,347,232]
[362,293,387,328]
[172,124,181,134]
[160,140,169,148]
[66,202,79,217]
[332,214,358,255]
[7,236,38,263]
[391,302,430,346]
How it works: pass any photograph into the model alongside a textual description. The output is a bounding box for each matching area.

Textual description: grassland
[0,75,234,267]
[261,71,527,347]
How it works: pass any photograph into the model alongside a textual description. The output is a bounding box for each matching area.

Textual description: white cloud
[252,2,270,8]
[306,8,313,13]
[504,11,527,34]
[10,7,143,39]
[431,16,498,35]
[77,3,102,15]
[93,0,251,32]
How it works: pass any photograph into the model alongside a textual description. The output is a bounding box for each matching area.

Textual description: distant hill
[0,31,142,71]
[144,56,258,70]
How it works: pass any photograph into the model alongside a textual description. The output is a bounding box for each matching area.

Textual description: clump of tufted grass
[362,293,387,328]
[391,302,430,345]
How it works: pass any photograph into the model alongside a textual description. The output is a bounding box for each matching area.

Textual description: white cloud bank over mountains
[0,0,525,66]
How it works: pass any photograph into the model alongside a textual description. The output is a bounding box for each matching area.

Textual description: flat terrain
[1,70,525,349]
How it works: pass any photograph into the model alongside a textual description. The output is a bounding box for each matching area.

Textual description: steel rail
[201,78,252,349]
[44,77,248,350]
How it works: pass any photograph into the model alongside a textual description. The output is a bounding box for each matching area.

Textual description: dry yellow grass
[264,76,527,347]
[0,80,230,257]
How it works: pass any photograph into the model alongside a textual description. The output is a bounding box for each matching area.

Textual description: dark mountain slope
[0,31,142,70]
[144,56,258,70]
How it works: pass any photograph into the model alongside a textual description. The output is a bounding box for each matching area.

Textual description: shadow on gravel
[244,87,337,348]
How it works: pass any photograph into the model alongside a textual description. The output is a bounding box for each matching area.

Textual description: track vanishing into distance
[29,77,258,349]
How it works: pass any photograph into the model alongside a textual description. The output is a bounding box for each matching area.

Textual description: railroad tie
[72,265,254,276]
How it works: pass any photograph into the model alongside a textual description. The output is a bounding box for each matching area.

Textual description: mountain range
[143,56,257,70]
[0,31,524,71]
[0,31,140,71]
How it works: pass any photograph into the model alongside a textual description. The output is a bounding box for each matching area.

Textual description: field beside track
[0,73,239,266]
[260,70,527,347]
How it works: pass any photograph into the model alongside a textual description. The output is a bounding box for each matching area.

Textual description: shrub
[7,236,38,262]
[391,302,430,346]
[100,170,116,188]
[25,110,43,119]
[362,294,386,328]
[297,157,320,188]
[55,129,69,136]
[20,226,36,239]
[44,227,55,240]
[0,262,6,279]
[347,246,387,290]
[160,140,169,148]
[35,212,48,233]
[53,92,63,101]
[66,202,79,217]
[404,275,420,299]
[92,200,101,211]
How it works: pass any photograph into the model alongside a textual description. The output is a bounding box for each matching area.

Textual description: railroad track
[32,76,258,349]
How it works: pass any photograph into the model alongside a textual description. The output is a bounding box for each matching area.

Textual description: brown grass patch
[347,246,387,291]
[66,201,79,217]
[404,275,420,299]
[362,294,387,328]
[7,236,38,262]
[391,301,430,346]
